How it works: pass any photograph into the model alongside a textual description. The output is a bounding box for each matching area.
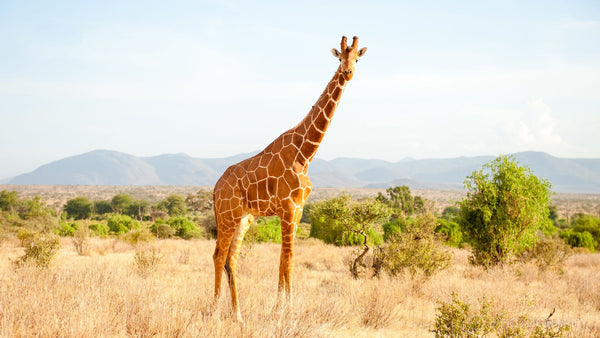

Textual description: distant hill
[8,149,600,193]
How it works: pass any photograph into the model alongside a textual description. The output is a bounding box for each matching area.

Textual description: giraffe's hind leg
[213,213,236,304]
[224,213,254,322]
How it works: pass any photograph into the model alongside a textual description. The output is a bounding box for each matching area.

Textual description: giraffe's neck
[293,67,348,165]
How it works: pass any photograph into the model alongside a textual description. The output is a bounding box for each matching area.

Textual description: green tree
[93,200,113,215]
[22,196,53,218]
[158,194,187,216]
[310,194,389,278]
[458,155,552,267]
[570,214,600,249]
[376,185,427,217]
[111,194,133,214]
[127,199,150,220]
[185,190,213,214]
[64,197,93,220]
[0,190,19,214]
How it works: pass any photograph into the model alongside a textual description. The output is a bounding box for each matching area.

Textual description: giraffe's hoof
[236,312,244,324]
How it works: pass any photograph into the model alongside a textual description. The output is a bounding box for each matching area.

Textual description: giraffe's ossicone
[212,36,367,321]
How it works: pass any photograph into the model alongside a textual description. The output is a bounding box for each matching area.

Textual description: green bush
[309,195,388,247]
[88,223,110,236]
[107,214,140,235]
[459,155,552,268]
[54,221,79,236]
[246,217,282,243]
[375,213,452,279]
[559,229,595,251]
[124,228,155,245]
[433,293,571,337]
[156,223,175,239]
[518,236,572,271]
[14,233,61,268]
[432,292,503,337]
[382,218,406,242]
[435,219,463,247]
[570,214,600,249]
[17,228,38,247]
[168,216,202,239]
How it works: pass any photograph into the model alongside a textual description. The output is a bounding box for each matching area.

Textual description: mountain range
[5,150,600,193]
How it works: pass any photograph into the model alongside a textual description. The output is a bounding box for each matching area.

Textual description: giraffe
[212,36,367,321]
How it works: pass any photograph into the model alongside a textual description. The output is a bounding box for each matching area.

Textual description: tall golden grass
[1,237,599,337]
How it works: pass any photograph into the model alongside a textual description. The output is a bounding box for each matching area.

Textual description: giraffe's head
[331,36,367,81]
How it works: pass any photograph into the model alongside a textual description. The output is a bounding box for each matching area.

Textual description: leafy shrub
[14,233,60,268]
[245,216,282,243]
[309,194,388,247]
[518,236,572,271]
[559,229,595,251]
[134,246,164,278]
[382,218,406,242]
[459,155,552,268]
[88,223,110,236]
[435,219,463,247]
[0,190,19,213]
[54,221,79,236]
[433,293,571,337]
[124,228,155,245]
[374,213,452,279]
[107,214,140,235]
[17,228,38,247]
[156,223,175,239]
[20,196,55,218]
[432,292,502,337]
[168,216,202,239]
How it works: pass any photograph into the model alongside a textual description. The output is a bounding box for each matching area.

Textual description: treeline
[1,155,599,270]
[0,190,215,240]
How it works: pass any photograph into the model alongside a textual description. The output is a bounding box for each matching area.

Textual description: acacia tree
[312,194,390,278]
[459,155,552,267]
[376,185,425,216]
[0,190,19,215]
[157,194,187,216]
[64,197,93,219]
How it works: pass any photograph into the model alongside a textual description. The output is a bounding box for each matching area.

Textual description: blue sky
[1,0,599,178]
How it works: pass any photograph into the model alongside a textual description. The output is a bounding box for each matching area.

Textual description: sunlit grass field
[1,236,599,337]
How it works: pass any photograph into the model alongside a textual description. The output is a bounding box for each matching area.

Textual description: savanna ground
[1,185,600,337]
[1,236,599,337]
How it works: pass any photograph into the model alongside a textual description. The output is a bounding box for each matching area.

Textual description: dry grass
[0,237,599,337]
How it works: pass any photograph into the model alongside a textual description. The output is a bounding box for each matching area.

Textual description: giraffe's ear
[358,47,367,57]
[331,48,341,59]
